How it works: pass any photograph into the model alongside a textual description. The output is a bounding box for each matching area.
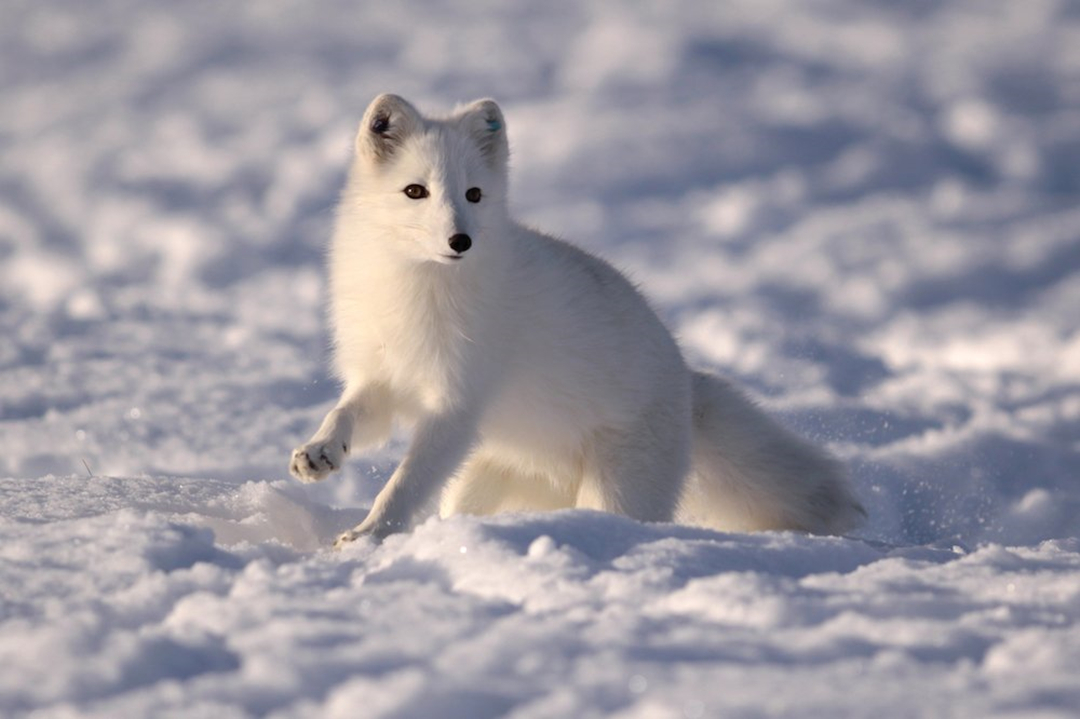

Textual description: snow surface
[2,1,1079,716]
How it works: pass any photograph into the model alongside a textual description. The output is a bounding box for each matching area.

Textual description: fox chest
[337,294,475,407]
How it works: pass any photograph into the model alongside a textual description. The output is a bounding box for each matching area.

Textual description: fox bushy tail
[677,371,866,535]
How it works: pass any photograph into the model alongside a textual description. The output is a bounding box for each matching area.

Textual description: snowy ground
[2,1,1079,716]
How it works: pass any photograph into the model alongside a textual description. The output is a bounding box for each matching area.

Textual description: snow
[2,0,1079,716]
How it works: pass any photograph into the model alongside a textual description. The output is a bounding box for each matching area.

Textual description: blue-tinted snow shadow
[468,509,954,578]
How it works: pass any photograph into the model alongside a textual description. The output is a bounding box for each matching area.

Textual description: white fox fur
[290,94,865,545]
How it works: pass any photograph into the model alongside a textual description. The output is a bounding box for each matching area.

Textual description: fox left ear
[457,99,508,169]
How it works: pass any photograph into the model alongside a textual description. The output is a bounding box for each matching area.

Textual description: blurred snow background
[1,1,1079,716]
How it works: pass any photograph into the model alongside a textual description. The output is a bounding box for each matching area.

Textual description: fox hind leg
[575,409,691,523]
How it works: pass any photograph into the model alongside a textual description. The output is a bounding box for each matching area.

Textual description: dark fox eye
[465,187,482,203]
[403,184,429,200]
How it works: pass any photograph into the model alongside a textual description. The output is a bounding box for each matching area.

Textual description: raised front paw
[289,440,347,483]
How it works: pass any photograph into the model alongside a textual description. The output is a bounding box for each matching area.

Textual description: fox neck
[329,223,513,409]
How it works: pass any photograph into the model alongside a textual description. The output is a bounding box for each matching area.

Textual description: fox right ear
[357,94,422,163]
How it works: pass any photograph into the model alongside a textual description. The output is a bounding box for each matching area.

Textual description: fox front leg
[290,385,391,483]
[334,407,479,546]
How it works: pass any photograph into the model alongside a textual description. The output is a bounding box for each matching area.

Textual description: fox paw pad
[289,441,346,483]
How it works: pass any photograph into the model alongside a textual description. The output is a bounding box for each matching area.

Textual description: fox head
[344,93,511,265]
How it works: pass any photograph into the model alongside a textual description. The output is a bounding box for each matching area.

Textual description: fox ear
[457,98,508,169]
[357,94,422,163]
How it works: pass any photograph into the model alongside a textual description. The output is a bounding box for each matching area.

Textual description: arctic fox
[290,94,865,546]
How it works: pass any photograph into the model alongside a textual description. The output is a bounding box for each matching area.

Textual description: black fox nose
[448,233,472,254]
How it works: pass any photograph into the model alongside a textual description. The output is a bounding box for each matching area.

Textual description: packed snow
[2,1,1079,716]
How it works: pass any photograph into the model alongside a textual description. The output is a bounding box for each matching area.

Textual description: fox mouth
[442,254,465,262]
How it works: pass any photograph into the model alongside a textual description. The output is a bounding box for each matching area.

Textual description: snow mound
[2,475,1078,717]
